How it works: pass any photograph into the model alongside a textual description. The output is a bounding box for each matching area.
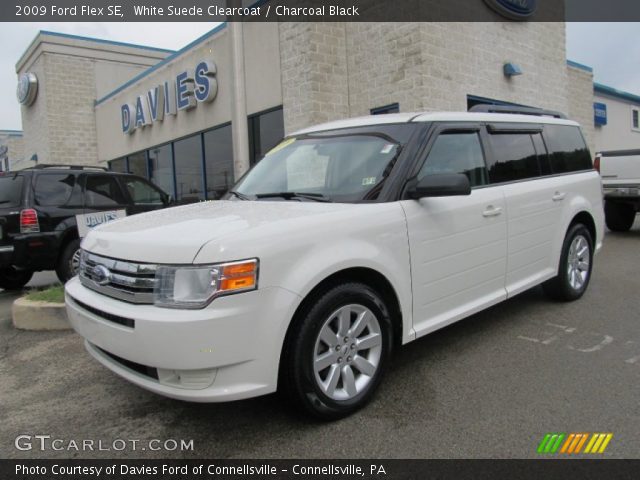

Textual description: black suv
[0,165,172,289]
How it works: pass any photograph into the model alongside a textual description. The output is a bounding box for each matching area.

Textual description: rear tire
[604,200,636,232]
[543,224,593,302]
[55,239,81,283]
[0,267,33,290]
[280,282,393,420]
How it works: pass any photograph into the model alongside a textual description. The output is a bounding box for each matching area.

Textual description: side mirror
[406,173,471,199]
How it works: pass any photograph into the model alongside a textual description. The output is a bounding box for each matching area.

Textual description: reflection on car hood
[80,200,363,264]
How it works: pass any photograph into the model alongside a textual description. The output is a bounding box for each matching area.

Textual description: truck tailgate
[599,151,640,186]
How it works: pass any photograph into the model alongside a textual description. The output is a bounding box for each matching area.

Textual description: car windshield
[233,133,402,202]
[0,175,24,207]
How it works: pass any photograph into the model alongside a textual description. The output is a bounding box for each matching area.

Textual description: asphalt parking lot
[1,223,639,460]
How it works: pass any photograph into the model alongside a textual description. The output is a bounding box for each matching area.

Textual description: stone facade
[567,65,596,154]
[16,32,171,168]
[0,132,24,171]
[279,23,350,135]
[279,22,593,137]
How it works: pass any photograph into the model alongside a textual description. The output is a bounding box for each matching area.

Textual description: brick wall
[567,66,596,154]
[44,54,99,165]
[20,55,51,167]
[279,22,586,134]
[279,23,349,134]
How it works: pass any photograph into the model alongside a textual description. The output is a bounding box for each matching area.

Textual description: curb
[12,297,70,331]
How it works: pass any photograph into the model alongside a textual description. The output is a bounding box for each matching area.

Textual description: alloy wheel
[313,304,382,401]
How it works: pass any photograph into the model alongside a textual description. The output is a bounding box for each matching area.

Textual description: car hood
[81,200,365,264]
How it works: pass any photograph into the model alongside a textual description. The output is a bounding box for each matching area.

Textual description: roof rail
[469,104,567,119]
[26,164,108,171]
[596,148,640,157]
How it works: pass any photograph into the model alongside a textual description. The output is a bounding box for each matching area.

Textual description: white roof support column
[229,21,251,180]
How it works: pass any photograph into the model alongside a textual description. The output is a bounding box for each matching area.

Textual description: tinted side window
[419,132,488,187]
[34,174,76,206]
[85,176,126,207]
[0,175,24,207]
[544,125,592,173]
[487,133,540,184]
[123,178,164,205]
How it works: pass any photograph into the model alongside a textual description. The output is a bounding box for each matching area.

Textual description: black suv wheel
[56,239,81,283]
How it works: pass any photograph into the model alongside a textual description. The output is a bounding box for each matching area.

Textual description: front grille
[70,295,135,329]
[79,251,156,304]
[95,345,158,380]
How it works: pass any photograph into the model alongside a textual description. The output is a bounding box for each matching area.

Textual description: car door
[484,125,564,296]
[118,175,169,215]
[400,125,508,338]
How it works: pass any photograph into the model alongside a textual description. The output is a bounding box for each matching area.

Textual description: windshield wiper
[255,192,332,202]
[228,190,253,201]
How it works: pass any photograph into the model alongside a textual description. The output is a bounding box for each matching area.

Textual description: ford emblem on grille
[92,265,112,286]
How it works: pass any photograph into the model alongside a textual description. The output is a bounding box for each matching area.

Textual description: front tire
[605,200,636,232]
[543,224,594,301]
[0,267,33,290]
[281,282,393,420]
[55,239,81,283]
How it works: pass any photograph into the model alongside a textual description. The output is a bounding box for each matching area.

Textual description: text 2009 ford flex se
[66,107,604,419]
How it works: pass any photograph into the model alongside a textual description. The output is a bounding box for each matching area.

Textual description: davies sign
[121,60,217,134]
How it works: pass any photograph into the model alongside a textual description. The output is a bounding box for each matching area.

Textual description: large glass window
[249,107,284,165]
[147,143,174,197]
[544,125,592,173]
[204,125,234,200]
[487,133,540,183]
[122,177,165,205]
[173,134,204,203]
[128,151,147,178]
[419,132,488,187]
[109,158,127,173]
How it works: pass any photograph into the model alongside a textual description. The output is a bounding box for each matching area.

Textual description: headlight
[154,258,259,309]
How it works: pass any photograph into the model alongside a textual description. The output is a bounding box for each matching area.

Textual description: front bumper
[65,277,300,402]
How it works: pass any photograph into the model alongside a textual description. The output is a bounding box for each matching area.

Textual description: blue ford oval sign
[484,0,537,20]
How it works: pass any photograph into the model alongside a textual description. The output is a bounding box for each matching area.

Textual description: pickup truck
[595,149,640,231]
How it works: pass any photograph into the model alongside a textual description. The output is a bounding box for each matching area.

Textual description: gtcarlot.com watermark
[15,434,194,452]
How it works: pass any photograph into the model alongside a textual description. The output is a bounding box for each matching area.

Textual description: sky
[0,22,638,130]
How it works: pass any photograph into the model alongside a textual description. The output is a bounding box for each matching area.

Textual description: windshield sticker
[380,144,395,154]
[362,177,377,186]
[265,138,296,156]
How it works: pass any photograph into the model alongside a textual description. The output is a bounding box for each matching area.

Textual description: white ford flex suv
[66,107,604,419]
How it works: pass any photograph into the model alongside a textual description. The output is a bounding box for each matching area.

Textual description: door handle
[482,205,503,217]
[552,191,566,202]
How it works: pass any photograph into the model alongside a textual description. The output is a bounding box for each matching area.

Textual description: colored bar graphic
[537,434,552,454]
[538,433,566,454]
[560,434,575,453]
[584,433,614,454]
[574,433,589,453]
[598,434,613,453]
[539,433,613,454]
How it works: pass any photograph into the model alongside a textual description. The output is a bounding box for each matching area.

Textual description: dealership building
[6,17,639,200]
